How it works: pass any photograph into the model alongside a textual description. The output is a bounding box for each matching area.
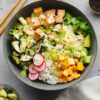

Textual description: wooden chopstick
[0,0,27,35]
[0,0,20,26]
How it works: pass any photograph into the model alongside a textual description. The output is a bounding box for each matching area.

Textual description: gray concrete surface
[0,0,100,100]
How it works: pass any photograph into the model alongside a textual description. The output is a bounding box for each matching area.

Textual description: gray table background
[0,0,100,100]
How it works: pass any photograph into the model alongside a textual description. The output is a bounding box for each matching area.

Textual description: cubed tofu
[35,28,45,37]
[46,16,55,25]
[77,62,85,71]
[34,7,43,16]
[53,24,63,31]
[46,9,56,17]
[51,31,57,36]
[31,17,40,29]
[55,16,63,23]
[26,17,31,23]
[26,17,34,28]
[33,32,40,41]
[39,14,46,25]
[67,58,75,65]
[57,9,65,17]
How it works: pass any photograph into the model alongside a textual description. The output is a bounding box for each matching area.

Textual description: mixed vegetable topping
[9,7,91,84]
[0,86,18,100]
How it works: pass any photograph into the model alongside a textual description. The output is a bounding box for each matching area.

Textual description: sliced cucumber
[19,17,27,25]
[20,36,28,53]
[23,25,34,35]
[83,34,91,48]
[81,56,91,63]
[20,54,32,61]
[9,30,23,40]
[28,49,35,56]
[14,23,23,30]
[12,41,21,53]
[12,51,19,57]
[11,55,20,64]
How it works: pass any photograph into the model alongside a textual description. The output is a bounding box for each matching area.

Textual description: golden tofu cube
[26,17,32,23]
[35,28,45,37]
[57,9,65,17]
[26,17,34,28]
[55,16,63,23]
[34,7,43,16]
[77,62,85,71]
[33,32,40,41]
[46,9,56,17]
[46,16,55,25]
[31,17,40,29]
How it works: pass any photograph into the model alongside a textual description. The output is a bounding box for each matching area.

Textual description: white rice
[39,60,59,85]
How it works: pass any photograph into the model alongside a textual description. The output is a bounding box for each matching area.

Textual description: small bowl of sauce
[89,0,100,14]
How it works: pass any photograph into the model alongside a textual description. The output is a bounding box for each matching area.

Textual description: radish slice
[28,72,39,80]
[29,64,37,74]
[33,54,44,66]
[35,61,46,72]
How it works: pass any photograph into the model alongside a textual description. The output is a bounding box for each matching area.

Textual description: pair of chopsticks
[0,0,27,35]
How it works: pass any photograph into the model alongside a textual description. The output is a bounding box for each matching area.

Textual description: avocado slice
[8,93,17,100]
[81,56,91,63]
[0,89,7,97]
[83,34,91,48]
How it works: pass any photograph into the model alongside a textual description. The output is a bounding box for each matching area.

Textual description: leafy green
[57,30,66,39]
[49,41,56,46]
[39,46,48,53]
[51,50,58,61]
[14,23,23,30]
[64,13,91,33]
[45,26,53,34]
[21,69,27,78]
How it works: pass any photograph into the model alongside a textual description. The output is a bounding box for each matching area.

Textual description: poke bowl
[3,0,97,90]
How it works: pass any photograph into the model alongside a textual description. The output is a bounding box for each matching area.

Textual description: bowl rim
[3,0,97,90]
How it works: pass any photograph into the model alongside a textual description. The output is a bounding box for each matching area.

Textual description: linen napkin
[56,76,100,100]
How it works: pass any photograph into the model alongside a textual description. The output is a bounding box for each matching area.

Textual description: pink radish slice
[33,54,44,66]
[28,72,39,80]
[35,61,46,72]
[29,65,38,74]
